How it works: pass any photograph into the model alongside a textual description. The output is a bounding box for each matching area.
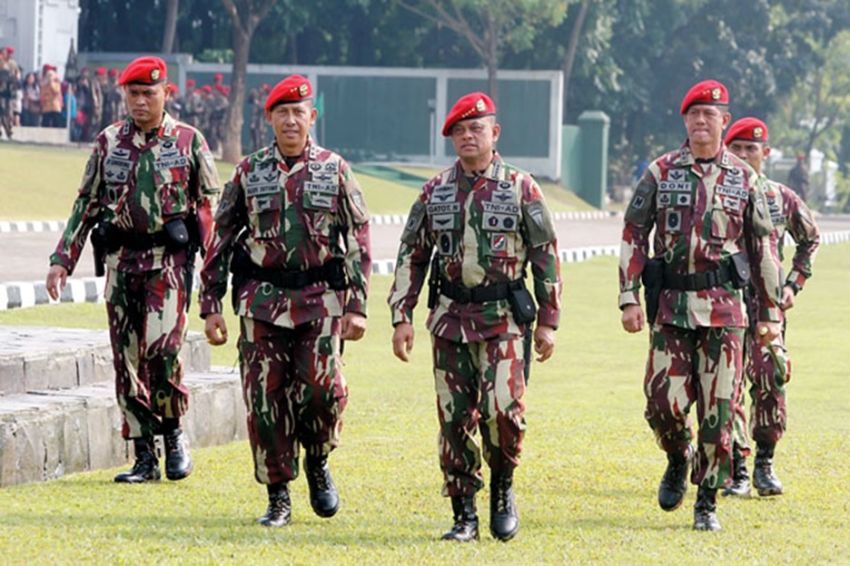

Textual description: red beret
[724,117,769,146]
[108,68,119,77]
[214,72,224,82]
[262,83,271,93]
[43,64,57,73]
[95,66,107,76]
[265,74,312,112]
[680,79,729,114]
[168,82,179,95]
[186,78,196,88]
[5,46,13,54]
[442,92,496,136]
[118,56,167,86]
[201,85,212,93]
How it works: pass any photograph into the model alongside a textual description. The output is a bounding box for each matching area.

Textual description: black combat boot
[693,486,721,531]
[305,454,339,518]
[722,445,751,498]
[441,495,479,542]
[163,428,193,481]
[753,443,783,496]
[490,472,519,541]
[114,437,160,483]
[658,446,692,511]
[258,483,291,527]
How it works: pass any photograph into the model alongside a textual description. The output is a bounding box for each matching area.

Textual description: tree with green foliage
[220,0,278,163]
[396,0,570,102]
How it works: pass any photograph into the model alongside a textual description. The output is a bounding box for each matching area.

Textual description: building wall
[0,0,79,77]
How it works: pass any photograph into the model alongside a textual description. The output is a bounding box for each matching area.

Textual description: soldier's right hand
[392,322,415,362]
[46,265,68,301]
[204,313,228,346]
[621,304,645,333]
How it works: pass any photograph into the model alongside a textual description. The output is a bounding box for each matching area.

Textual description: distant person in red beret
[47,55,222,486]
[99,67,123,130]
[0,45,22,137]
[388,92,561,543]
[722,117,820,501]
[199,74,372,528]
[618,80,784,531]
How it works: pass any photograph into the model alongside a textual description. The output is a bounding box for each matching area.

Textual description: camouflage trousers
[644,324,744,489]
[105,268,189,439]
[0,96,12,138]
[431,333,527,497]
[238,316,347,485]
[731,329,790,453]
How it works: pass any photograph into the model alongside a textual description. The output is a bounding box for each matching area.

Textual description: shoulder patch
[401,200,426,246]
[522,199,556,247]
[624,177,657,226]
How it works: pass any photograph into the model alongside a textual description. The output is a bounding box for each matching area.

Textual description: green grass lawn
[0,143,593,219]
[0,245,848,563]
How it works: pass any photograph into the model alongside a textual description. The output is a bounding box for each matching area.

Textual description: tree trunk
[485,13,499,104]
[161,0,179,54]
[222,24,251,163]
[562,0,589,122]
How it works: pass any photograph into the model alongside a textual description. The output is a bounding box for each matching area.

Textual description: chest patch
[104,148,133,183]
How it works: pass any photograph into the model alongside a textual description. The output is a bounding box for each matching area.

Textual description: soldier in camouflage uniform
[249,86,266,153]
[99,68,123,130]
[207,85,229,155]
[200,74,371,528]
[0,46,21,139]
[46,56,221,484]
[619,80,784,531]
[388,92,561,542]
[722,117,820,498]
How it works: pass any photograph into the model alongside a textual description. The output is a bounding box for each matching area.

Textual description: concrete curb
[0,327,211,395]
[0,369,246,487]
[2,212,618,231]
[3,232,848,309]
[0,220,66,233]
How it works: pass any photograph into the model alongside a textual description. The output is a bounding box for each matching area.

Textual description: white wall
[0,0,79,77]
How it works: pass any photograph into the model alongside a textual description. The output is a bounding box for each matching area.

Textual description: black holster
[642,258,664,325]
[90,222,110,277]
[427,253,440,310]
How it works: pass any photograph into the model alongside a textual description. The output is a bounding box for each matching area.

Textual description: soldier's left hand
[756,321,781,345]
[533,325,556,362]
[341,313,367,341]
[780,285,795,311]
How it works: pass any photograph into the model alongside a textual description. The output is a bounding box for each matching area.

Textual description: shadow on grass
[0,509,439,547]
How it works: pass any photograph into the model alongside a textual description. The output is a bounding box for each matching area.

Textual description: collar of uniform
[452,151,505,183]
[675,140,731,169]
[119,112,173,142]
[273,142,306,175]
[717,147,738,171]
[482,151,505,181]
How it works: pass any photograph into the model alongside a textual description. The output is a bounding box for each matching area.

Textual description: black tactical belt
[110,229,171,250]
[232,253,347,291]
[439,277,523,304]
[663,263,732,291]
